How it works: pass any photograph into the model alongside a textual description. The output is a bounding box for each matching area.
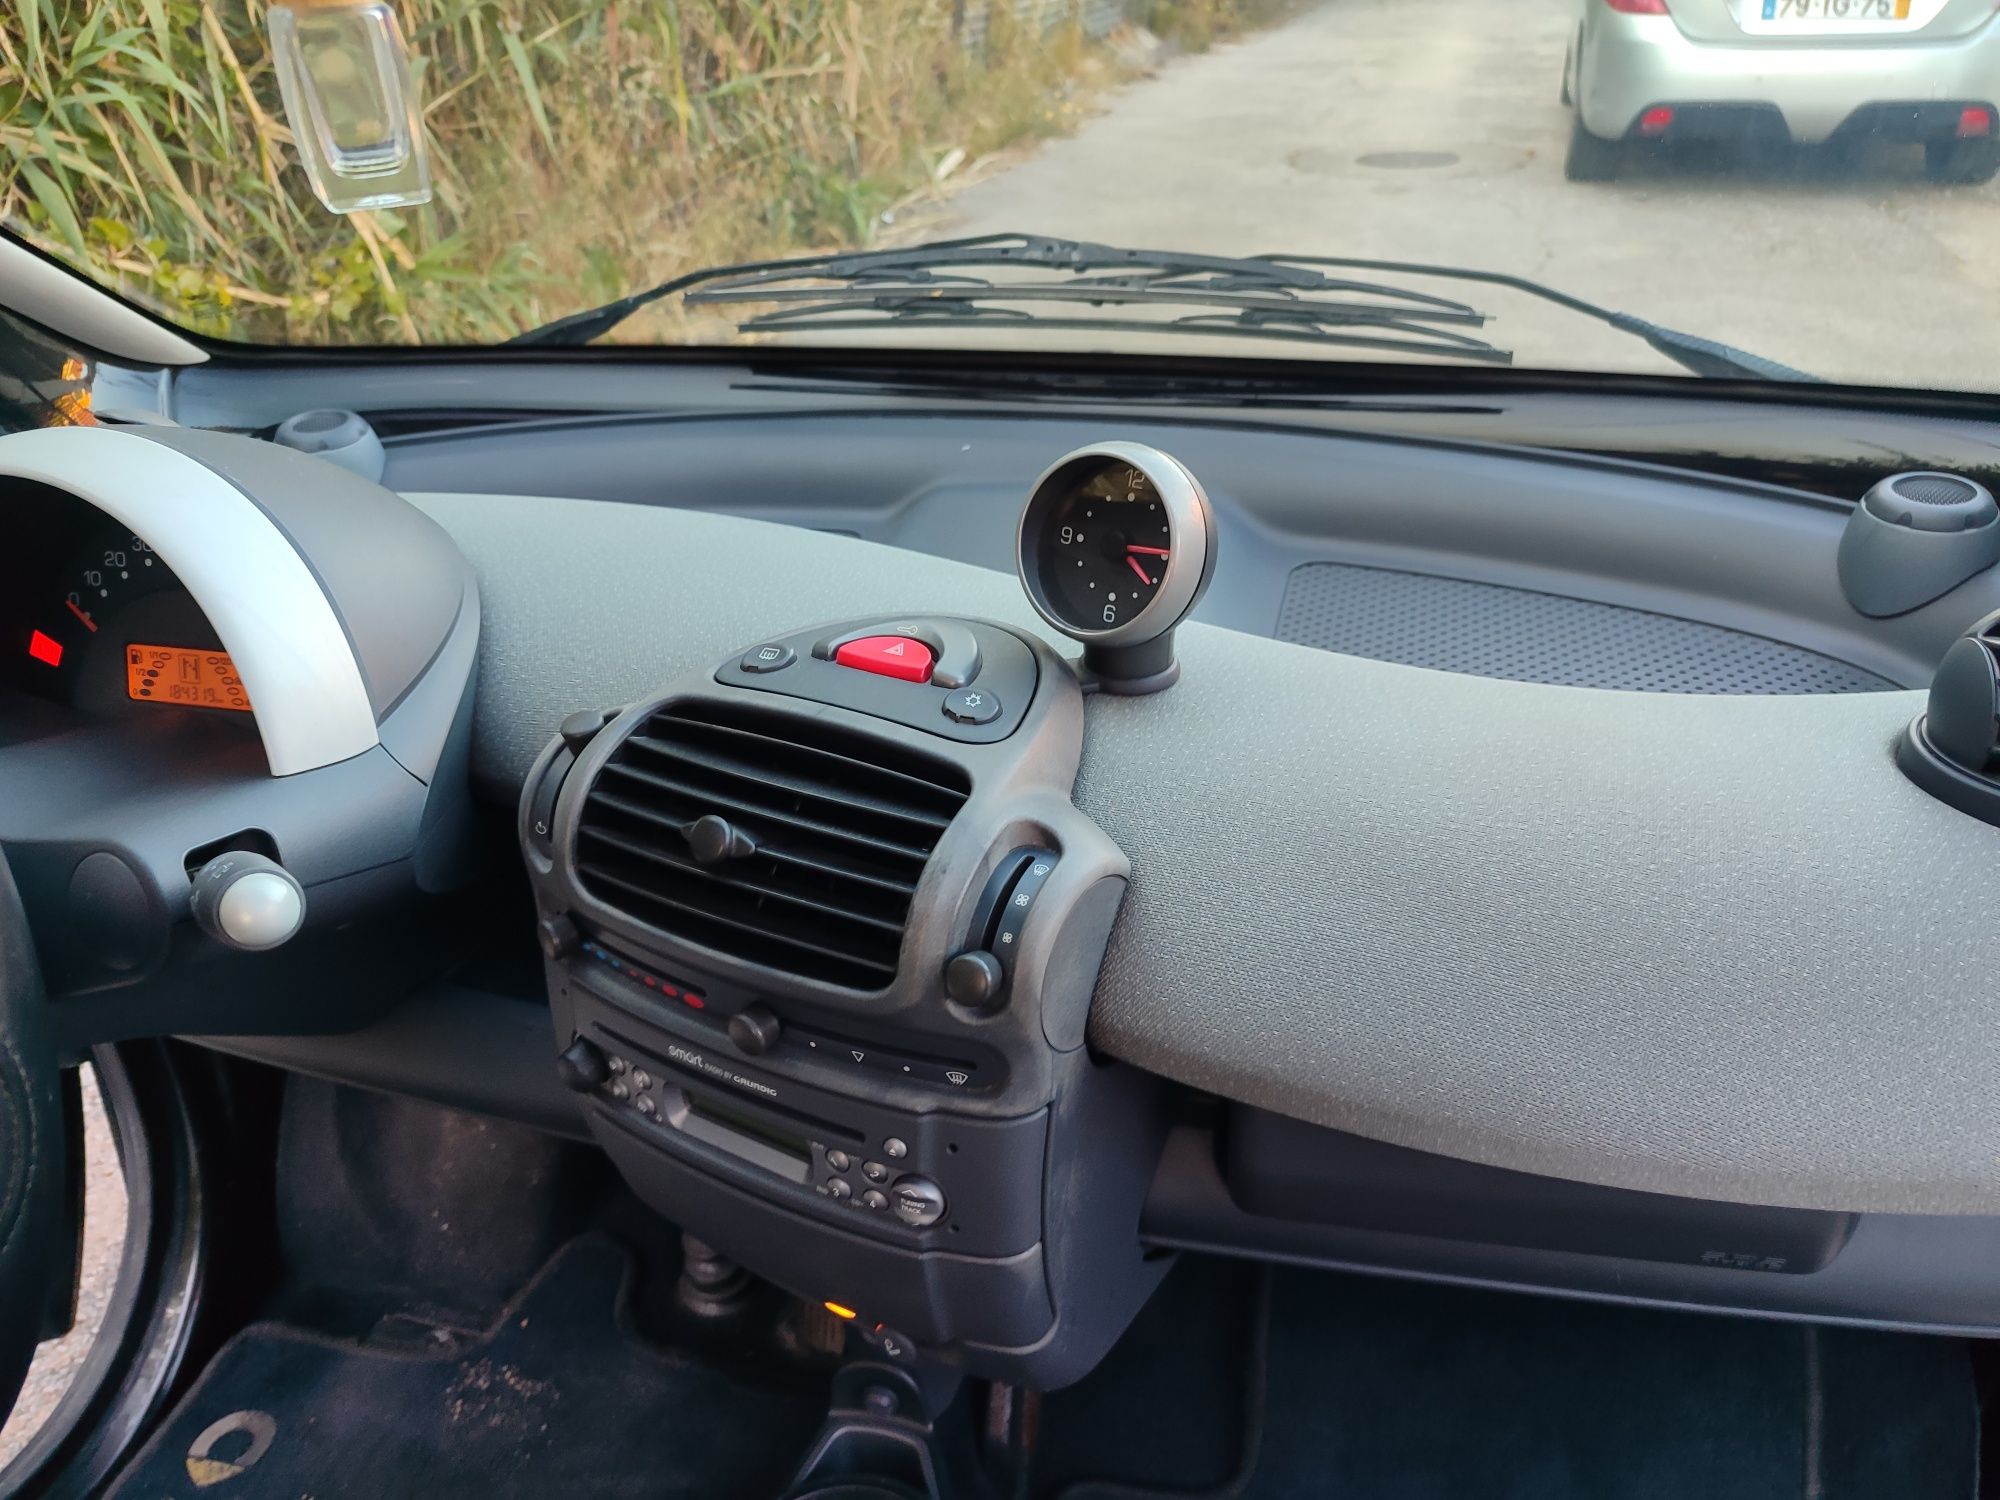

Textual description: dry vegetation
[1,0,1296,344]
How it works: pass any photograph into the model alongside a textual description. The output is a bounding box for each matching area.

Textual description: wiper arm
[505,232,1480,347]
[1266,254,1820,382]
[724,296,1513,365]
[506,232,1816,381]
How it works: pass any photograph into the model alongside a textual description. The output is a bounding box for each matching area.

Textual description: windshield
[7,0,1999,389]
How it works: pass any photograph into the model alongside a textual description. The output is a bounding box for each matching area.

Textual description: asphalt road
[914,0,2000,391]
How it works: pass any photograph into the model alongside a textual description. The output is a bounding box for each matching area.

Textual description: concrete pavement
[917,0,2000,389]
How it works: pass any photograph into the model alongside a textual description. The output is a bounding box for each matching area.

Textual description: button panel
[576,1021,1045,1258]
[574,937,999,1094]
[713,616,1039,745]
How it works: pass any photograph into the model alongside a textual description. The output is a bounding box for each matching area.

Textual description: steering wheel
[0,848,65,1420]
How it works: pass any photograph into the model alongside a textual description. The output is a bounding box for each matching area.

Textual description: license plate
[1755,0,1913,23]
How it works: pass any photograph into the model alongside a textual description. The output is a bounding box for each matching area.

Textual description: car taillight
[1959,105,1995,139]
[1604,0,1670,12]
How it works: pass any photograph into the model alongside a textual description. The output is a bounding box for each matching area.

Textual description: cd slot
[667,1086,812,1183]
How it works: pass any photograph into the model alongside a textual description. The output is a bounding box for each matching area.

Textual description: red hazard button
[833,635,934,683]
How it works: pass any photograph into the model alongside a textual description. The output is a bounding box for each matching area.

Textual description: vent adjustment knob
[688,814,757,864]
[559,708,616,757]
[727,1003,782,1056]
[944,949,1005,1010]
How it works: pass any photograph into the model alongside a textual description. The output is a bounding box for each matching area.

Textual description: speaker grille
[574,702,969,990]
[1275,563,1894,695]
[1892,475,1980,506]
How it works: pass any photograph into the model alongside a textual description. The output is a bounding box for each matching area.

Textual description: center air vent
[573,701,969,990]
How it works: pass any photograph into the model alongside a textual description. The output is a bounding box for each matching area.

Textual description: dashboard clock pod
[1016,441,1217,693]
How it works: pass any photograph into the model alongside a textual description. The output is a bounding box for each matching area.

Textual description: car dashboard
[9,384,2000,1389]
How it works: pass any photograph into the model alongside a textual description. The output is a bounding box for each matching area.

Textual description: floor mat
[1038,1263,1979,1500]
[108,1236,827,1500]
[1029,1255,1265,1496]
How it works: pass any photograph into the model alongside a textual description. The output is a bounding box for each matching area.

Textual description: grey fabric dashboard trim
[413,491,2000,1216]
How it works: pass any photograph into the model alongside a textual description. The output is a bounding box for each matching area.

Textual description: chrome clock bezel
[1015,441,1216,649]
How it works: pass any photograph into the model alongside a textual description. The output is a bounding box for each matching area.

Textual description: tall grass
[1,1,1288,344]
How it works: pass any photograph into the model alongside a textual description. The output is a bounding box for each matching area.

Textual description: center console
[519,441,1221,1388]
[519,611,1166,1386]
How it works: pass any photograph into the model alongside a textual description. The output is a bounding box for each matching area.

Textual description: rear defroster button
[890,1177,946,1228]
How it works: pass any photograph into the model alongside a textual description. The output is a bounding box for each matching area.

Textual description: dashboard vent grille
[574,701,969,990]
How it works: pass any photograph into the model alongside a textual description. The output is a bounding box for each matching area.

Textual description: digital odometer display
[125,644,252,713]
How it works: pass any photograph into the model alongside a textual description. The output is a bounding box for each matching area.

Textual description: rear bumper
[1579,11,2000,142]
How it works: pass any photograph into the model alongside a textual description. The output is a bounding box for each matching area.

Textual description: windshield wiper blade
[723,297,1514,365]
[1263,254,1819,382]
[690,276,1491,327]
[504,232,1479,347]
[506,231,1815,381]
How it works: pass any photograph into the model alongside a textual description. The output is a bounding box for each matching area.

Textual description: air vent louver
[574,702,969,990]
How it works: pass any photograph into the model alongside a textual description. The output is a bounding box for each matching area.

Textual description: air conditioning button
[833,635,934,683]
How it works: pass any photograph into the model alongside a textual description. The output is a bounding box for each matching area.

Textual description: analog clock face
[1032,459,1174,634]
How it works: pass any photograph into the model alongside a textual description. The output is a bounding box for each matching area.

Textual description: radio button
[890,1177,947,1228]
[883,1138,908,1159]
[827,1178,853,1201]
[825,1149,853,1173]
[861,1160,889,1183]
[860,1189,889,1211]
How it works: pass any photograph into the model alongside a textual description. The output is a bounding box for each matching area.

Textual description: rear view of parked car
[1563,0,2000,181]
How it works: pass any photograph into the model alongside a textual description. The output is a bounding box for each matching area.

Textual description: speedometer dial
[2,486,239,717]
[63,528,173,635]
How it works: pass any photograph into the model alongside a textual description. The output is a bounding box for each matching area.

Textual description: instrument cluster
[0,479,247,723]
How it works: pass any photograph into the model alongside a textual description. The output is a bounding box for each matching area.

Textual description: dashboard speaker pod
[1836,470,2000,618]
[273,408,386,483]
[1897,610,2000,825]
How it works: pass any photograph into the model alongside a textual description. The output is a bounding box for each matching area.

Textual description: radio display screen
[686,1091,810,1168]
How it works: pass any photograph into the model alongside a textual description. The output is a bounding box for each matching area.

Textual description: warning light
[823,1301,857,1321]
[27,630,62,667]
